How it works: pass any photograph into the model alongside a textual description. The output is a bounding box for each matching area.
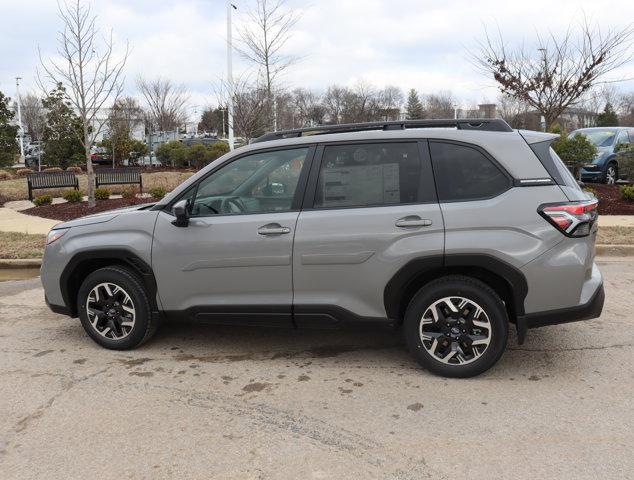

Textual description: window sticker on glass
[322,164,401,207]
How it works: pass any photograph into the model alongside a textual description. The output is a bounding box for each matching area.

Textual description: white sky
[1,0,633,118]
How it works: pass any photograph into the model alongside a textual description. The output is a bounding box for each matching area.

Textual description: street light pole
[15,77,25,164]
[227,1,236,151]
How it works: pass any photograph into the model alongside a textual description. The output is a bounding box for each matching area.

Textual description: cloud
[1,0,632,114]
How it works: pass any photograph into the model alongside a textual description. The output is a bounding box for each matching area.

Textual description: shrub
[44,167,64,172]
[551,126,597,179]
[94,187,111,200]
[583,187,597,198]
[620,185,634,201]
[66,166,83,173]
[33,195,53,206]
[149,186,167,199]
[0,170,12,180]
[121,187,137,199]
[16,168,33,177]
[62,189,83,203]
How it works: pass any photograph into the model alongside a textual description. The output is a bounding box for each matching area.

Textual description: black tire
[604,163,618,184]
[77,266,158,350]
[404,275,508,378]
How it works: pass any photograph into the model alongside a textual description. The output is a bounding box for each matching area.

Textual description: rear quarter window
[429,141,511,201]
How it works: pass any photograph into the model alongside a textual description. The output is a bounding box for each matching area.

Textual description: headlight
[583,164,598,170]
[46,228,69,245]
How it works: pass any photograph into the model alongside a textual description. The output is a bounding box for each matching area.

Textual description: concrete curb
[0,245,633,269]
[595,244,634,257]
[0,259,42,269]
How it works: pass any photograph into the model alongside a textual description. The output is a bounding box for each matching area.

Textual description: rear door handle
[258,223,291,235]
[395,216,432,228]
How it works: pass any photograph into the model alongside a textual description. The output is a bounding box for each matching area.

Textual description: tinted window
[430,142,510,201]
[191,147,308,216]
[314,143,427,208]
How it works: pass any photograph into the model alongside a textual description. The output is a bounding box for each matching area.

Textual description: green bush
[551,126,597,179]
[620,185,634,201]
[94,187,111,200]
[583,187,597,198]
[149,186,167,199]
[62,189,83,203]
[33,195,53,206]
[121,187,137,199]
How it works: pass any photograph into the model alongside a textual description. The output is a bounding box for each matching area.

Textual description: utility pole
[15,77,25,164]
[227,1,236,150]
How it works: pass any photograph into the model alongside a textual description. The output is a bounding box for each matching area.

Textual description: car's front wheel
[404,276,508,378]
[604,163,618,184]
[77,266,158,350]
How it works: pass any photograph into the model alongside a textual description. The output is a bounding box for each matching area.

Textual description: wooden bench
[95,168,143,193]
[26,171,79,201]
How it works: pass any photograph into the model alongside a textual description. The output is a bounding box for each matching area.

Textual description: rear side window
[314,142,433,208]
[429,141,510,201]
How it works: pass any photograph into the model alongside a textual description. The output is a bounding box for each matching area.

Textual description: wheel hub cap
[86,282,136,340]
[419,296,492,365]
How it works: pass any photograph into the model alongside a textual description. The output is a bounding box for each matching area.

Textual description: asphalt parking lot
[0,257,632,480]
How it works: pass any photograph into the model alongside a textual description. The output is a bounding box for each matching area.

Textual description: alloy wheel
[419,296,492,365]
[606,165,617,185]
[85,282,136,340]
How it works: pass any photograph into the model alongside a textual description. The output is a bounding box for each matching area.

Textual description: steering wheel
[220,196,247,214]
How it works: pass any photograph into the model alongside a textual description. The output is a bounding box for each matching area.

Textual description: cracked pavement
[0,258,632,479]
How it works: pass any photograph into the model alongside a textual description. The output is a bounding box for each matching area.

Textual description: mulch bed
[591,184,634,215]
[21,197,156,222]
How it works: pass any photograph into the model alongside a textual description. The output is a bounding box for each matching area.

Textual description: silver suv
[41,119,604,377]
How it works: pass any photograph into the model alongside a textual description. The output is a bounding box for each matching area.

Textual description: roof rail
[252,118,513,143]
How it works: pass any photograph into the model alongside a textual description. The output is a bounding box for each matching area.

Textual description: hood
[52,203,155,230]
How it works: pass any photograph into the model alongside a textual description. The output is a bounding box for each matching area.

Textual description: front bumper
[580,167,603,182]
[45,294,73,317]
[515,282,604,344]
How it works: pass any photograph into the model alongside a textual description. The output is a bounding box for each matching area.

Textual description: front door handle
[395,216,432,228]
[258,223,291,235]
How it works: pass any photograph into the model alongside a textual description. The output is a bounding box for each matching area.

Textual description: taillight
[538,199,598,237]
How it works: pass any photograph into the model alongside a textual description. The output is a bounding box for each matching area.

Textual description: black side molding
[516,283,604,343]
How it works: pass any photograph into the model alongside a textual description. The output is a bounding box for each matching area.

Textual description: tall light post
[15,77,25,164]
[227,1,236,150]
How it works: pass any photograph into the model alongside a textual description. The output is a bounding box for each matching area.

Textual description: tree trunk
[85,127,95,208]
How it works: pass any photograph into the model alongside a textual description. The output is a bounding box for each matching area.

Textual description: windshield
[572,129,617,147]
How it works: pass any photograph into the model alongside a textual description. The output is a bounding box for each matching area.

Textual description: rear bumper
[515,282,604,343]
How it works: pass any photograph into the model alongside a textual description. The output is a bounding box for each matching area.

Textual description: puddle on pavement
[0,268,41,281]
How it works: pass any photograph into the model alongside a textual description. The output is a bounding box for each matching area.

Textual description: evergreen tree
[0,91,19,167]
[596,102,619,127]
[42,83,84,169]
[405,89,424,120]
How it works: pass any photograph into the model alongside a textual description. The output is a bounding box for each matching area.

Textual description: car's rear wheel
[604,163,618,184]
[77,266,158,350]
[404,276,508,378]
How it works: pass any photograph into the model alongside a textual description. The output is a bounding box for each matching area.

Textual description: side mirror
[171,199,190,227]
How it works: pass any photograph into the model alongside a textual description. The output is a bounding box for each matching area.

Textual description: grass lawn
[0,171,194,202]
[597,226,634,245]
[0,231,46,259]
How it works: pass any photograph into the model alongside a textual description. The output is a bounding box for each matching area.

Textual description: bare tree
[17,93,46,170]
[376,86,404,120]
[425,91,455,119]
[105,96,143,165]
[323,85,348,124]
[292,88,325,126]
[497,94,531,128]
[472,19,633,129]
[215,77,269,142]
[617,91,634,126]
[137,77,189,133]
[238,0,301,129]
[38,0,128,207]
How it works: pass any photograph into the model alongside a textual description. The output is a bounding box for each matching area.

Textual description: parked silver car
[41,119,603,377]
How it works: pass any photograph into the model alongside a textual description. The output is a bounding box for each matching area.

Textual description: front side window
[430,142,510,201]
[190,147,308,216]
[314,143,426,208]
[616,131,630,146]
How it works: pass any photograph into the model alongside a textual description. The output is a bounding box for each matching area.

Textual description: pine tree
[405,89,424,120]
[596,102,619,127]
[42,83,84,169]
[0,91,19,167]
